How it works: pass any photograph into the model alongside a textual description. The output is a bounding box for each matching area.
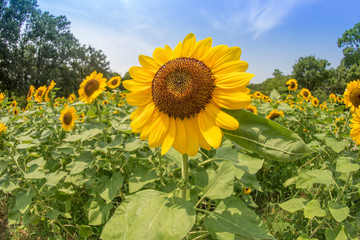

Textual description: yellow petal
[193,117,211,150]
[173,118,187,155]
[213,60,249,75]
[212,87,251,109]
[153,47,172,66]
[130,102,155,129]
[201,45,228,67]
[139,55,160,74]
[211,46,242,70]
[191,37,212,59]
[129,66,154,82]
[123,79,151,92]
[183,118,199,156]
[173,41,182,58]
[149,113,169,148]
[197,109,222,149]
[205,103,239,130]
[181,33,196,57]
[164,45,175,60]
[126,89,152,106]
[161,117,176,155]
[215,72,254,89]
[140,109,160,140]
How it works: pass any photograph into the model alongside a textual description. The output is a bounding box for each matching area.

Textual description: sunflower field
[0,34,360,240]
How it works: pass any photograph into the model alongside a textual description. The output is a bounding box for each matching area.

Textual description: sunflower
[300,88,311,101]
[266,109,284,120]
[311,97,319,107]
[349,107,360,144]
[10,100,17,108]
[0,123,7,135]
[102,100,109,105]
[253,91,262,99]
[54,102,59,107]
[78,71,107,104]
[13,108,19,117]
[34,86,47,103]
[246,105,258,115]
[68,93,76,103]
[59,106,77,131]
[108,76,121,89]
[27,85,35,101]
[244,187,251,194]
[329,93,337,103]
[118,102,124,107]
[78,113,85,123]
[119,93,127,99]
[0,93,4,103]
[337,96,344,103]
[343,79,360,111]
[286,79,298,91]
[319,103,328,111]
[45,80,56,102]
[124,33,253,156]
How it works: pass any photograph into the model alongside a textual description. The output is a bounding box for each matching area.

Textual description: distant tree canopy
[0,0,114,97]
[337,22,360,68]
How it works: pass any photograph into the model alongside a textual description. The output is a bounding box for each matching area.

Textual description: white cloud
[206,0,313,38]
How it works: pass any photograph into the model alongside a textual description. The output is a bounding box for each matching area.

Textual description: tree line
[0,0,123,99]
[249,23,360,101]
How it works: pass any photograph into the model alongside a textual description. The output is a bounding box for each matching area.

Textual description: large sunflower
[344,79,360,112]
[78,71,107,104]
[300,88,312,101]
[59,106,77,131]
[27,85,35,101]
[266,109,284,120]
[108,76,121,89]
[286,79,298,91]
[34,86,47,103]
[0,93,4,103]
[349,107,360,144]
[124,33,253,156]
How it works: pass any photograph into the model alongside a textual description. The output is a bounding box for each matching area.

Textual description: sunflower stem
[181,154,189,200]
[336,110,351,138]
[95,99,107,142]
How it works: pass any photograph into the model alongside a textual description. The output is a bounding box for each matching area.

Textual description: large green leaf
[296,169,335,189]
[335,157,360,173]
[204,196,275,239]
[15,188,33,214]
[279,198,307,213]
[304,200,325,219]
[223,109,315,162]
[100,190,195,240]
[328,201,349,223]
[128,166,159,193]
[96,172,124,203]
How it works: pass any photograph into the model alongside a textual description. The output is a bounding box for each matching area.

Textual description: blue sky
[37,0,360,84]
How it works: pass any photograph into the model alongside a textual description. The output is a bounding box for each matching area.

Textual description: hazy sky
[37,0,360,84]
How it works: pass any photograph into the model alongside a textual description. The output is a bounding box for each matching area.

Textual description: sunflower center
[303,91,309,97]
[350,87,360,107]
[63,112,72,125]
[152,57,215,119]
[37,90,43,97]
[84,79,100,97]
[111,79,118,85]
[270,113,281,120]
[290,82,296,88]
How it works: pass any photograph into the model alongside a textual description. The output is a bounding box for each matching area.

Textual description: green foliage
[337,22,360,68]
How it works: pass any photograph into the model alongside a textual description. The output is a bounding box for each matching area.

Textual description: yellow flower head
[78,113,85,123]
[0,93,5,103]
[349,108,360,145]
[13,108,19,117]
[266,109,284,120]
[124,33,254,156]
[311,97,319,107]
[68,93,76,103]
[35,86,47,103]
[102,100,109,105]
[27,85,35,101]
[300,88,312,101]
[108,76,121,89]
[286,79,298,91]
[78,71,107,104]
[59,106,77,131]
[0,123,7,135]
[329,93,337,103]
[10,100,17,108]
[253,91,262,99]
[245,105,258,115]
[244,187,251,194]
[54,102,59,107]
[119,93,127,99]
[45,80,56,102]
[344,79,360,111]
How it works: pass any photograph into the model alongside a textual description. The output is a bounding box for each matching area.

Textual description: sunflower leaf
[223,109,315,162]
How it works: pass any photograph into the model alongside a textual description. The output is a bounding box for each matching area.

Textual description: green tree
[292,56,333,91]
[337,22,360,68]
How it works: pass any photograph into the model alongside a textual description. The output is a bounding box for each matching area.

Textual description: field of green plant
[0,72,359,240]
